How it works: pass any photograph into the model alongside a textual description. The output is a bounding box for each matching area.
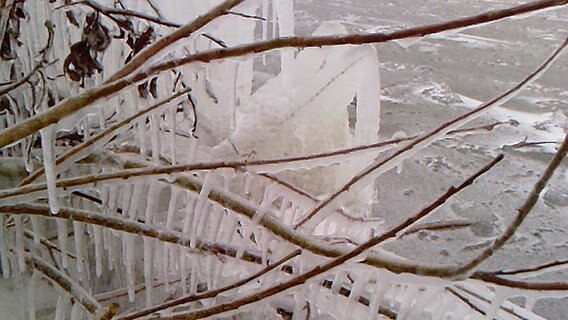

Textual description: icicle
[367,271,391,319]
[28,271,39,320]
[398,285,420,320]
[0,215,10,278]
[292,289,308,319]
[190,173,214,248]
[93,226,103,277]
[212,258,224,289]
[150,114,160,164]
[125,235,136,302]
[207,206,223,242]
[182,195,197,243]
[54,296,71,320]
[167,108,177,164]
[40,125,59,214]
[261,0,268,65]
[260,230,271,265]
[166,189,181,230]
[484,287,508,320]
[14,215,25,272]
[190,257,198,294]
[180,249,188,294]
[273,0,294,79]
[205,255,214,290]
[73,221,85,276]
[144,184,160,223]
[30,216,41,244]
[128,182,145,220]
[228,61,238,130]
[216,212,237,244]
[144,237,153,307]
[57,219,69,269]
[193,202,212,247]
[70,302,81,320]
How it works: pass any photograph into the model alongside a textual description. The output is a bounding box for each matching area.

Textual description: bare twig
[452,132,568,278]
[225,10,266,21]
[1,1,565,149]
[490,258,568,277]
[473,273,568,290]
[62,0,181,28]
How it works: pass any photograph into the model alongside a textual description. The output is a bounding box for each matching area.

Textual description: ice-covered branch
[149,0,568,72]
[26,254,103,315]
[116,249,302,320]
[17,88,191,186]
[167,155,502,319]
[105,0,244,82]
[0,204,265,266]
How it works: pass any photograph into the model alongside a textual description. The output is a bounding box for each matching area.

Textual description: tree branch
[452,132,568,278]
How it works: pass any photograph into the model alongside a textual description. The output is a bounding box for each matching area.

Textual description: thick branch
[105,0,244,82]
[26,254,102,315]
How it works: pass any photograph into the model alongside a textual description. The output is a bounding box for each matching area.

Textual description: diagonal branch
[149,0,568,72]
[452,132,568,278]
[17,88,191,186]
[26,253,103,315]
[105,0,244,82]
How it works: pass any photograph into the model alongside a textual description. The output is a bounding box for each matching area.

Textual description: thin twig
[453,132,568,278]
[62,0,181,28]
[473,273,568,290]
[2,123,504,200]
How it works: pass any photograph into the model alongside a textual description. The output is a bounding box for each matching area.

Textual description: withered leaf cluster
[63,12,110,84]
[1,0,26,61]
